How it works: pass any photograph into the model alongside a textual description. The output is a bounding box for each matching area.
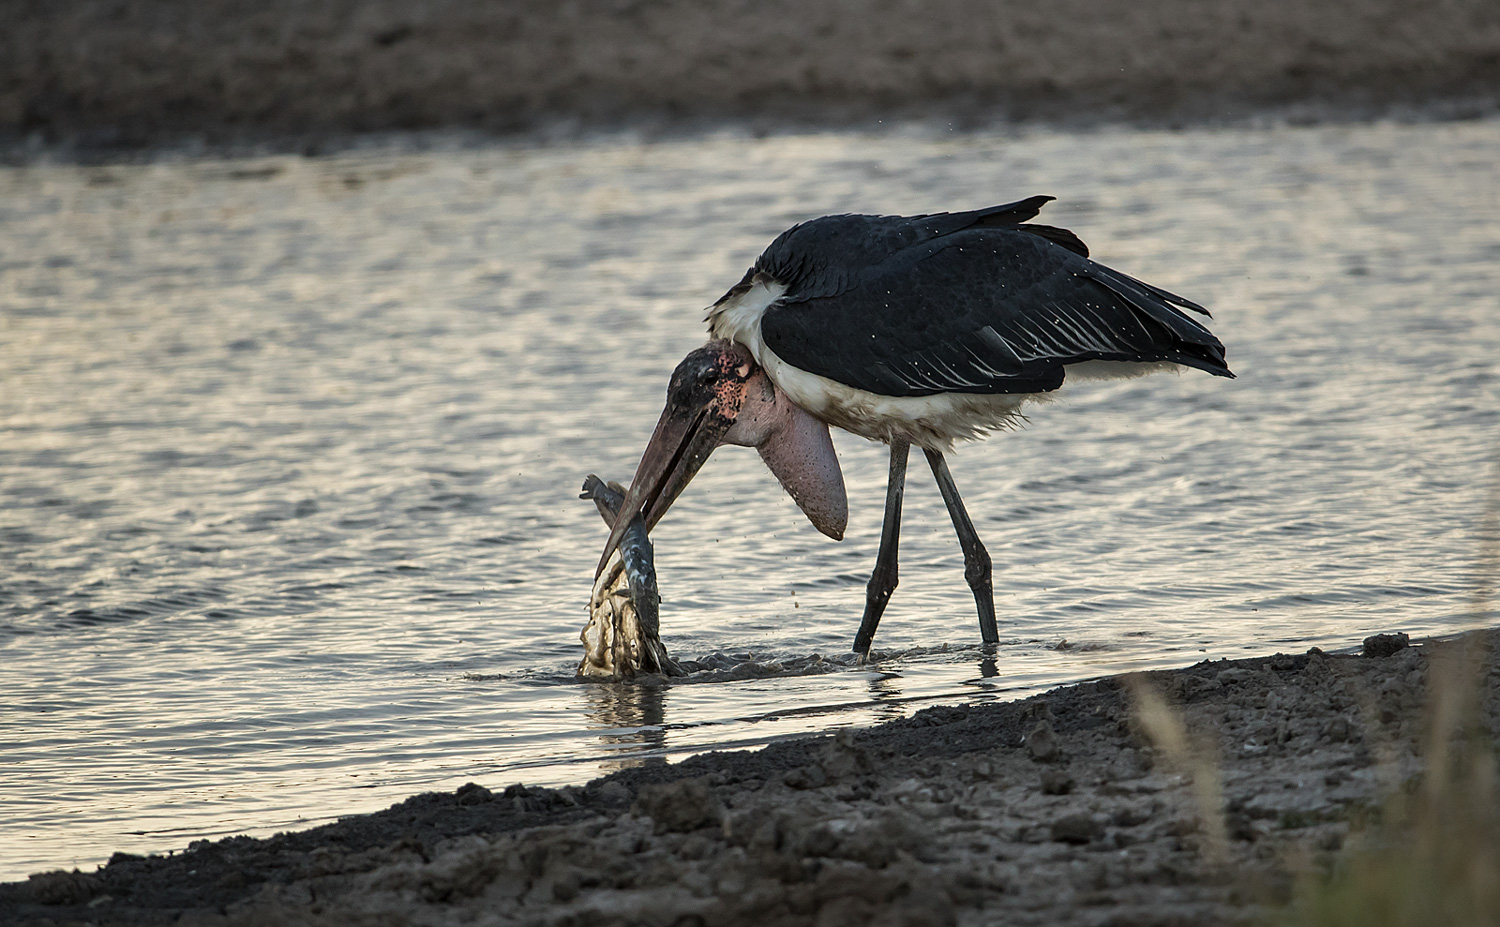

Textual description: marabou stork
[597,196,1232,656]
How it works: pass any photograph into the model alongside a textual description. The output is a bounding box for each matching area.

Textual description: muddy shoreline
[6,0,1500,155]
[4,629,1494,926]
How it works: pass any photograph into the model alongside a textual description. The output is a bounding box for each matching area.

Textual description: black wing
[755,205,1232,398]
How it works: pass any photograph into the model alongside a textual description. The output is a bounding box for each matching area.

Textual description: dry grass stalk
[1124,674,1228,864]
[1276,454,1500,927]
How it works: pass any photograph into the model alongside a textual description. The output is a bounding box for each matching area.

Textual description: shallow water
[2,118,1497,880]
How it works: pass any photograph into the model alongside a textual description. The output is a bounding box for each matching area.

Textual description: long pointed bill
[595,399,731,578]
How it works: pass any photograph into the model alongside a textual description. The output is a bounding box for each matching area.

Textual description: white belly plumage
[707,276,1182,452]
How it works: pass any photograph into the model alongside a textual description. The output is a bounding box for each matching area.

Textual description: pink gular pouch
[722,362,849,542]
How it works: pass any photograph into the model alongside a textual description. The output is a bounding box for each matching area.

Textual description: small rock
[592,780,631,806]
[1169,673,1223,698]
[455,782,493,805]
[1363,632,1410,658]
[1024,700,1057,724]
[25,870,102,906]
[550,868,581,902]
[634,778,723,833]
[721,809,771,848]
[797,810,925,867]
[1026,721,1060,762]
[1325,718,1351,742]
[784,764,829,790]
[502,783,541,811]
[1051,813,1103,844]
[818,728,874,780]
[1040,768,1075,795]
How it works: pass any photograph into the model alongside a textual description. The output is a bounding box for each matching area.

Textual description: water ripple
[1,118,1497,880]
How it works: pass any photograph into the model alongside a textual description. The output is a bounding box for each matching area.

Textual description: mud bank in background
[6,0,1500,150]
[4,629,1496,926]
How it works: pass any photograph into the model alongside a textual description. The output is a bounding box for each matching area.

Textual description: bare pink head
[596,340,846,577]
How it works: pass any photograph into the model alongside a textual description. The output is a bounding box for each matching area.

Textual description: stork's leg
[923,448,999,646]
[853,440,909,657]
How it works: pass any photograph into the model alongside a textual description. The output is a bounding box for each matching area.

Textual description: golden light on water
[1,118,1497,879]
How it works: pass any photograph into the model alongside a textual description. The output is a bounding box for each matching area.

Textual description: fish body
[579,475,680,678]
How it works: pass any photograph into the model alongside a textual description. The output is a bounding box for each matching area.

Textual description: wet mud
[6,629,1495,926]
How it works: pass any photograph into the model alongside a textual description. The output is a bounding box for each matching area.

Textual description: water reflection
[0,116,1496,879]
[864,670,910,722]
[579,680,669,773]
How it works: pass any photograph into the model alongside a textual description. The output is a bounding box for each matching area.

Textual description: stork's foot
[854,549,901,655]
[853,573,896,658]
[968,563,998,646]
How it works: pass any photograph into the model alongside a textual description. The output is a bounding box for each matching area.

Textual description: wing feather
[759,224,1231,398]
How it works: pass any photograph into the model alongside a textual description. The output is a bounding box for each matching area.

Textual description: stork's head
[595,340,756,577]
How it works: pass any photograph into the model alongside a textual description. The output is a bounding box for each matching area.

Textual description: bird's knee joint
[866,573,898,599]
[964,551,991,587]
